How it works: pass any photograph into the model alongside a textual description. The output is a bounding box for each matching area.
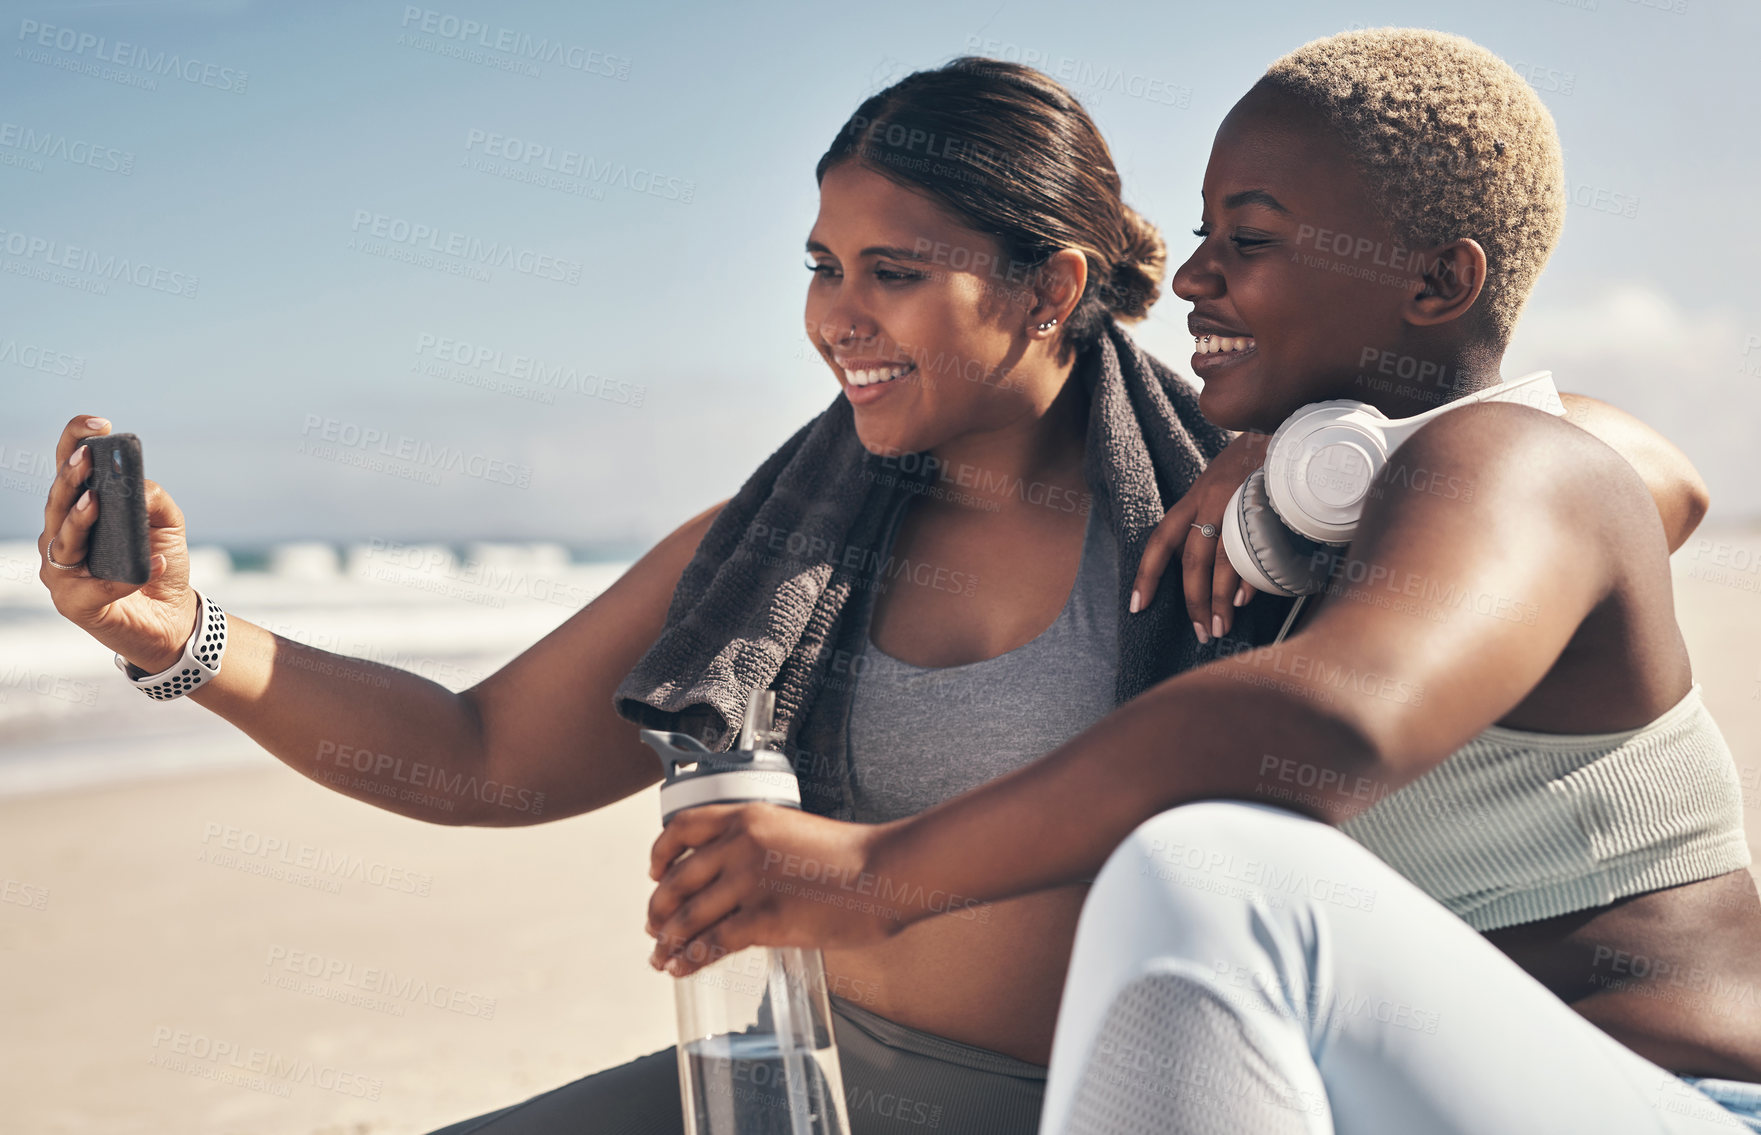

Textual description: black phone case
[80,433,151,584]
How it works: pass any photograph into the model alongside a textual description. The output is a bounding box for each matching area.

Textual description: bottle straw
[737,690,774,751]
[742,690,814,1134]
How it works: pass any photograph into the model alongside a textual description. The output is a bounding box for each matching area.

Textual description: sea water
[0,538,630,795]
[682,1030,849,1135]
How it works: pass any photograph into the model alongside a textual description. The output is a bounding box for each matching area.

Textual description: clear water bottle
[642,691,853,1135]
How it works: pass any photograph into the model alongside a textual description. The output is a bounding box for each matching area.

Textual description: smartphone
[78,433,152,584]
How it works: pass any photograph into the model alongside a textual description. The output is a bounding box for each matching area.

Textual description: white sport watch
[114,589,228,700]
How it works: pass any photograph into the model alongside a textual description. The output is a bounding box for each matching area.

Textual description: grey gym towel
[613,318,1299,820]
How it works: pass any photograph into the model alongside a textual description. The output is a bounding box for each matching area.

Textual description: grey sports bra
[844,502,1119,825]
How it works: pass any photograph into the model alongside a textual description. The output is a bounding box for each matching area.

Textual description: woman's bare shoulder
[645,498,728,574]
[455,496,730,823]
[1287,402,1656,768]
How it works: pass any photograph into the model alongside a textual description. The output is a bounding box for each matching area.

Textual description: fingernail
[1212,615,1224,639]
[1129,589,1141,614]
[666,958,683,976]
[1234,586,1247,607]
[76,490,91,510]
[84,417,107,430]
[1193,621,1210,645]
[68,446,85,466]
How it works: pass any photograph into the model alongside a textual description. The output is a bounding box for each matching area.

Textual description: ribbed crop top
[1339,680,1751,930]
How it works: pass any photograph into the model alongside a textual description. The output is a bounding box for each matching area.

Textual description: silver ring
[45,534,85,570]
[1190,522,1218,539]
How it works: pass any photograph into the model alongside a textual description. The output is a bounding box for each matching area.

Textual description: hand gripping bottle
[641,690,853,1135]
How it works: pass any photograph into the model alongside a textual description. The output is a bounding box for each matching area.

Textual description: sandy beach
[0,745,676,1135]
[3,529,1759,1135]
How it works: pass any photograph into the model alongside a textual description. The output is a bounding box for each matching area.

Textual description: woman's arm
[866,403,1654,909]
[644,403,1660,968]
[173,499,724,827]
[43,414,727,830]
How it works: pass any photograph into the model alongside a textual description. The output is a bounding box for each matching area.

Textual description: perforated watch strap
[114,590,227,700]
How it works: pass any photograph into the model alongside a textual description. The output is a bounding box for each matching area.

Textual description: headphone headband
[1264,371,1562,544]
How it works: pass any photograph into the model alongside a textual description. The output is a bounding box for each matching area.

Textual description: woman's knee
[1106,800,1330,881]
[1066,803,1353,1035]
[1084,799,1351,928]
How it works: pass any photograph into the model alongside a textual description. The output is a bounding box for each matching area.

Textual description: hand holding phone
[37,416,201,676]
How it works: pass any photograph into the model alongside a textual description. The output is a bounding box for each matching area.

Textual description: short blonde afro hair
[1258,28,1565,343]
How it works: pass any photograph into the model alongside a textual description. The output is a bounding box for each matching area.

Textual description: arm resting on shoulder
[864,403,1652,916]
[1559,392,1709,552]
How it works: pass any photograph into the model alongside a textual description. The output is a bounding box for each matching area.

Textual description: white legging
[1038,801,1755,1134]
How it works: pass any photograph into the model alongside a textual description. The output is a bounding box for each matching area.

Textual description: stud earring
[1036,317,1059,332]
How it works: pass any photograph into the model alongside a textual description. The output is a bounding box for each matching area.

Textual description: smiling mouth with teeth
[843,362,918,387]
[1193,335,1256,355]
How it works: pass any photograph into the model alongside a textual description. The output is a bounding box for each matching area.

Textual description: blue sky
[3,0,1757,549]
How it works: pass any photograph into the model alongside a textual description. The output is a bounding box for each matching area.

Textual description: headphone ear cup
[1221,469,1333,598]
[1261,399,1390,545]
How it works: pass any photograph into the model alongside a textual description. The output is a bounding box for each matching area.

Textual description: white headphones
[1221,370,1565,599]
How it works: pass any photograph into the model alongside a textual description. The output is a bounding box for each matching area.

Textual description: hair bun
[1103,204,1166,321]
